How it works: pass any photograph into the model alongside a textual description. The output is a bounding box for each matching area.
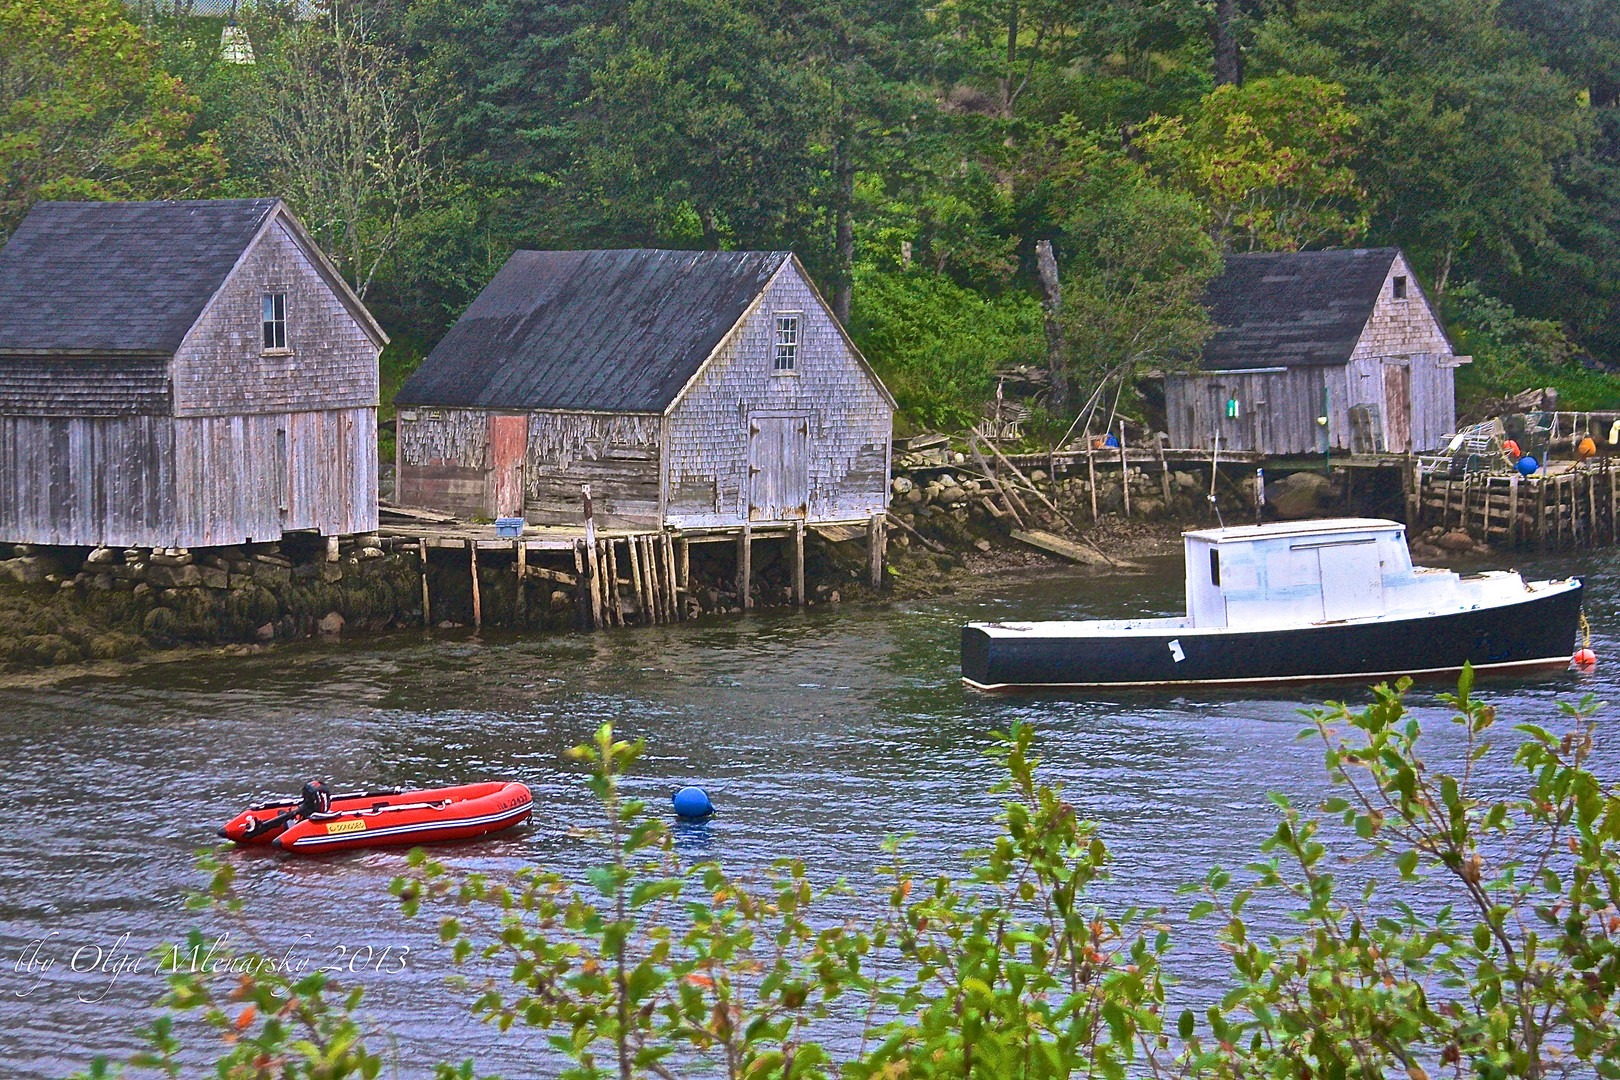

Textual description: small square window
[1393,276,1408,300]
[262,292,287,350]
[774,314,799,371]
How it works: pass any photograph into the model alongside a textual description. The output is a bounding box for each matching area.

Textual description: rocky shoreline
[0,453,1497,676]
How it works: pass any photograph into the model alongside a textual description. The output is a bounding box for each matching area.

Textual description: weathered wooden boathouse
[0,199,386,549]
[394,248,895,529]
[1165,248,1468,456]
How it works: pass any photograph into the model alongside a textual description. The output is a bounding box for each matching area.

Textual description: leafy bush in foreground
[82,669,1620,1078]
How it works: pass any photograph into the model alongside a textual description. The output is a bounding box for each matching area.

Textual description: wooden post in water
[791,520,806,607]
[639,535,659,624]
[1508,476,1519,546]
[418,538,431,627]
[574,540,595,630]
[515,540,527,624]
[1554,476,1565,548]
[466,538,482,629]
[676,535,690,615]
[601,539,617,625]
[1536,476,1549,550]
[626,537,647,623]
[868,512,886,588]
[1588,469,1598,545]
[658,534,675,621]
[738,524,753,609]
[1610,459,1618,544]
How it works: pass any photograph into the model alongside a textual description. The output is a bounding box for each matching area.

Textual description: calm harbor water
[1,548,1617,1077]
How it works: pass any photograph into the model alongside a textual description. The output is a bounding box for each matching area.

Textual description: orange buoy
[1574,647,1598,670]
[1577,436,1598,460]
[1503,439,1520,459]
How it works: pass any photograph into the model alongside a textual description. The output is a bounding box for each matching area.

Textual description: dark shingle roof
[1201,248,1400,369]
[397,249,792,412]
[0,199,280,355]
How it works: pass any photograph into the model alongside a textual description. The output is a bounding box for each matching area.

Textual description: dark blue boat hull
[961,580,1584,690]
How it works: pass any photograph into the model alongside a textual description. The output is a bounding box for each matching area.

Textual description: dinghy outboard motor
[299,780,333,818]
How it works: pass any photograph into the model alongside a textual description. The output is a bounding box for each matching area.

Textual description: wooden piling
[418,538,431,627]
[603,539,624,625]
[1508,476,1519,545]
[677,535,690,614]
[738,523,753,609]
[1537,477,1549,549]
[583,540,602,629]
[626,537,648,623]
[658,535,674,623]
[466,538,481,629]
[1556,475,1565,548]
[574,540,594,629]
[791,520,806,607]
[1588,469,1598,545]
[867,512,885,588]
[1610,460,1617,544]
[638,535,659,624]
[515,541,527,623]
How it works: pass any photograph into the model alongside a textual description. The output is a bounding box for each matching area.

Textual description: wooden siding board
[0,356,171,415]
[664,262,892,527]
[171,408,375,547]
[171,218,378,417]
[0,415,176,547]
[1167,367,1328,454]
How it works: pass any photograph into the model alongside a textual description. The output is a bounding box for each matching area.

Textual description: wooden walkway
[1413,459,1620,550]
[376,504,885,631]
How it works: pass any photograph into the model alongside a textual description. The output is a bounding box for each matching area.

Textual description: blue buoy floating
[672,786,715,819]
[1516,455,1540,477]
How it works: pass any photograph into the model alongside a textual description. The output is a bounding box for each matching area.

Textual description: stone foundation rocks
[0,535,422,673]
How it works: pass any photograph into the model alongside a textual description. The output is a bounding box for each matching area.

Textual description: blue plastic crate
[494,517,524,538]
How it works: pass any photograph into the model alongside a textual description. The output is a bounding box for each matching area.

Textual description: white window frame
[773,312,800,373]
[262,291,288,351]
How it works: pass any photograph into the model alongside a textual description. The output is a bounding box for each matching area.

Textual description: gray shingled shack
[395,249,895,528]
[0,199,387,549]
[1165,248,1469,455]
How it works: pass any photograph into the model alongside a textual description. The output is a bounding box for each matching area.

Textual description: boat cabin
[1184,518,1472,629]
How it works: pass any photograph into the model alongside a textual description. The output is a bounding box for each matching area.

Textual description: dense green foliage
[5,0,1620,423]
[83,672,1620,1078]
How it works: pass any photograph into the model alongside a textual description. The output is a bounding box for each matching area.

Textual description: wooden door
[748,415,809,521]
[1383,363,1411,453]
[487,414,527,518]
[1317,540,1384,622]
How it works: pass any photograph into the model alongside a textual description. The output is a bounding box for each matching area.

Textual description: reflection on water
[0,549,1616,1077]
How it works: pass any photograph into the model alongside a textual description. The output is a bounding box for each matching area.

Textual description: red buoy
[1574,647,1598,670]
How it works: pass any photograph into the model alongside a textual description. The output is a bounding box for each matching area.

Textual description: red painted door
[487,414,527,518]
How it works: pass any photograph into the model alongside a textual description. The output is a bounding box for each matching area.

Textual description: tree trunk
[1000,0,1019,119]
[1212,0,1241,87]
[699,206,720,251]
[1035,239,1069,412]
[833,148,855,325]
[1435,246,1453,297]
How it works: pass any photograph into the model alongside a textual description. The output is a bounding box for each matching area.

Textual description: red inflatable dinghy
[219,781,533,853]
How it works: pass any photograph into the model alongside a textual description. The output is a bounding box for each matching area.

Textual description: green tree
[0,0,224,240]
[1050,136,1221,423]
[1139,75,1367,252]
[1253,0,1586,297]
